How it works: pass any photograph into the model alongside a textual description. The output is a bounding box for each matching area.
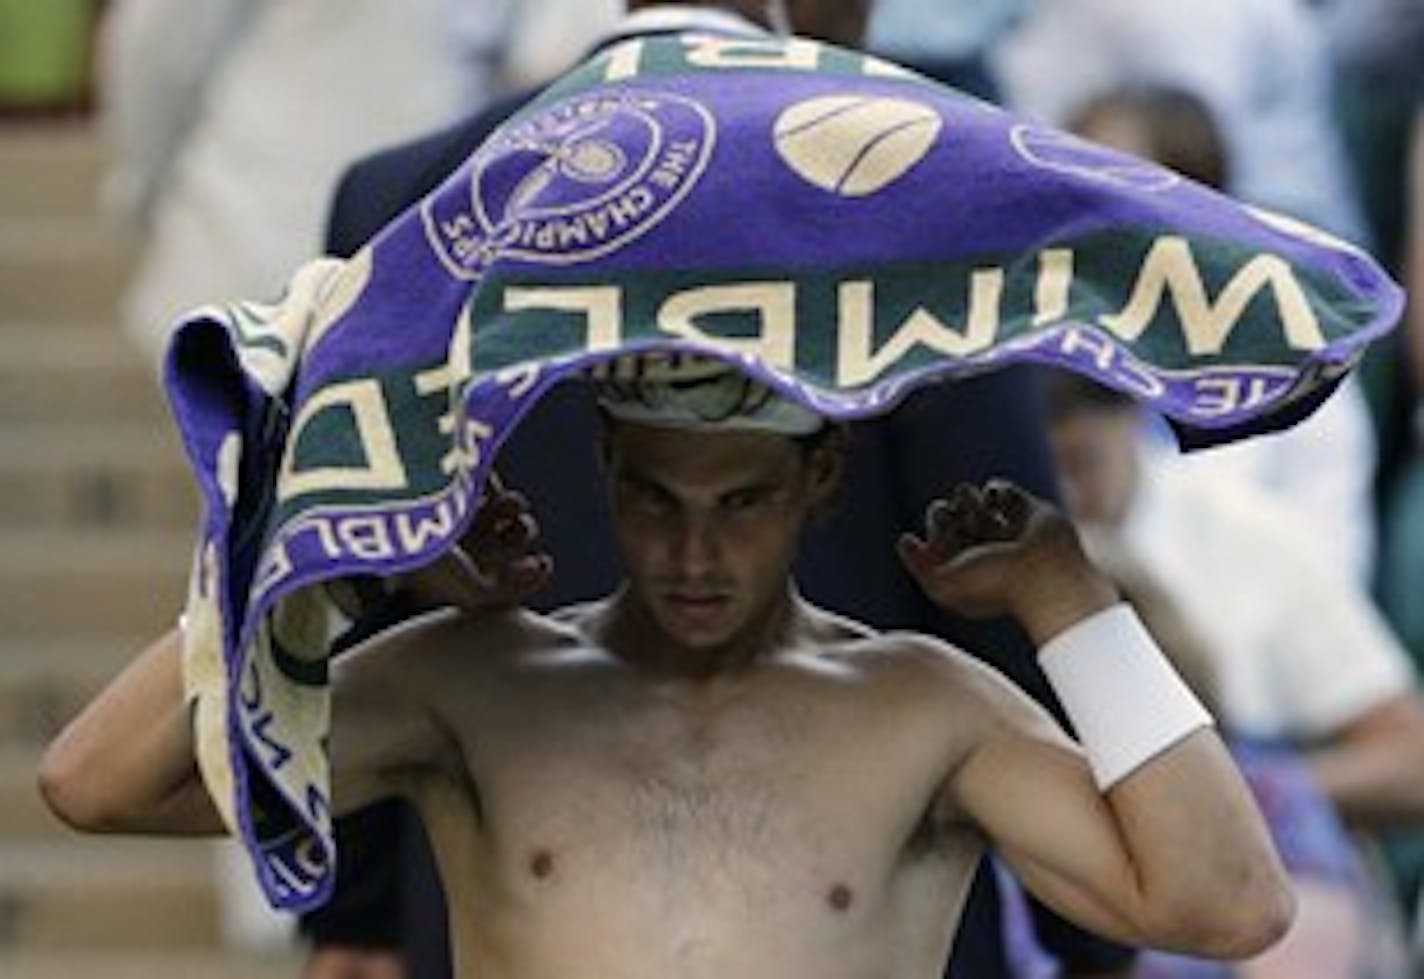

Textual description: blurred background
[0,1,1420,977]
[0,1,238,976]
[0,2,614,975]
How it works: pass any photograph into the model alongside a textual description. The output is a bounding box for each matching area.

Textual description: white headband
[593,353,824,436]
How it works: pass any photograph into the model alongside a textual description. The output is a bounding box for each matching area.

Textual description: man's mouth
[662,592,731,625]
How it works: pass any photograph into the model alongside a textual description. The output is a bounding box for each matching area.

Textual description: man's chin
[655,597,738,647]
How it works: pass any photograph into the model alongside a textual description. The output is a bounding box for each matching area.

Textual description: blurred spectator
[1045,375,1416,771]
[995,0,1367,243]
[99,0,504,363]
[1065,82,1378,586]
[1046,373,1419,971]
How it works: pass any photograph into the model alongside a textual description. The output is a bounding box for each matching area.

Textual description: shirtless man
[40,366,1292,978]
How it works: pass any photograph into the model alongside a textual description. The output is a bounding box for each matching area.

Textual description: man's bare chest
[427,664,968,885]
[408,655,985,979]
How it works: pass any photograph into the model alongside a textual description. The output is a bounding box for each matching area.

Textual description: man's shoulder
[341,606,581,682]
[823,626,1005,699]
[812,631,1030,769]
[797,599,878,645]
[422,605,583,656]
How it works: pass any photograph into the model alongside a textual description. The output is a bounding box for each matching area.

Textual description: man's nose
[671,514,719,577]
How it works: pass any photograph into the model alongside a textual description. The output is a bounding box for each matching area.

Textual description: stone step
[0,424,198,531]
[0,123,141,328]
[0,323,167,424]
[0,839,221,949]
[0,530,192,640]
[0,950,307,979]
[0,747,62,841]
[0,219,134,325]
[0,123,104,223]
[0,640,144,749]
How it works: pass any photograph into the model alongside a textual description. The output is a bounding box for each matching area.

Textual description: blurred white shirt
[1168,377,1378,586]
[1121,456,1412,741]
[101,0,488,359]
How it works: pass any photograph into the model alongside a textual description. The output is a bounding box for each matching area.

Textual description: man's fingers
[460,481,530,539]
[925,480,1037,554]
[415,544,552,612]
[927,482,1023,554]
[926,499,954,547]
[896,532,931,574]
[983,479,1032,539]
[925,484,978,554]
[361,475,552,614]
[493,511,539,549]
[448,542,495,586]
[467,491,528,535]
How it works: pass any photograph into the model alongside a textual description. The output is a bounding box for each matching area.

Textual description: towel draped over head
[161,32,1402,910]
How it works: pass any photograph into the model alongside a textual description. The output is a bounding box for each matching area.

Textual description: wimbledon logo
[773,95,942,197]
[423,90,716,280]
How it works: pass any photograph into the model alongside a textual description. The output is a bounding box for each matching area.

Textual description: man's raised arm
[38,626,221,835]
[39,478,551,837]
[899,481,1294,958]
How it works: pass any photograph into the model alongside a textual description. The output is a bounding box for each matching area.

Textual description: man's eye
[723,490,767,512]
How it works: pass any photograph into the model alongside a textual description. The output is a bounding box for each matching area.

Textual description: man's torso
[383,603,991,979]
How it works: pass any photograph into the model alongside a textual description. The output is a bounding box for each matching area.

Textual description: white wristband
[1039,603,1214,790]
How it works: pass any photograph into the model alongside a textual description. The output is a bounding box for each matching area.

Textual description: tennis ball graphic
[774,95,942,197]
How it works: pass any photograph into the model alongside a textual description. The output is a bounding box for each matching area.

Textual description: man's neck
[598,585,801,681]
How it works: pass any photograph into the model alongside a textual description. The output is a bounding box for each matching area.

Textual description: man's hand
[397,475,553,613]
[896,480,1118,644]
[328,475,553,619]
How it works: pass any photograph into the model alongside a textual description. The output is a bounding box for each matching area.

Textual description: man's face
[1048,408,1142,527]
[606,421,834,653]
